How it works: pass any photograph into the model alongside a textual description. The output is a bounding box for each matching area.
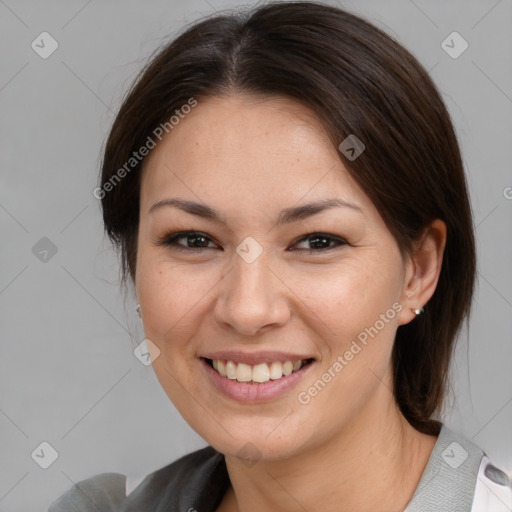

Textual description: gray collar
[404,424,484,511]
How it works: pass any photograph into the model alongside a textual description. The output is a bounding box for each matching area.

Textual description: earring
[135,304,141,318]
[412,307,424,315]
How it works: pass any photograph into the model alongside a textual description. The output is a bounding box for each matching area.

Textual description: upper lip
[200,350,315,366]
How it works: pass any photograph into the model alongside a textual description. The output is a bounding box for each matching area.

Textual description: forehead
[140,94,371,216]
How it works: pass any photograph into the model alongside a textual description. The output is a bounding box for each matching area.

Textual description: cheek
[137,256,222,346]
[138,260,208,397]
[287,258,402,395]
[293,265,400,427]
[289,257,400,335]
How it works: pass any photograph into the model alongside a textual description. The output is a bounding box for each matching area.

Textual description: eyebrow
[148,197,363,225]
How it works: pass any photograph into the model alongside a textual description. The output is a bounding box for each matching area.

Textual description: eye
[292,233,348,254]
[154,231,348,254]
[153,231,219,252]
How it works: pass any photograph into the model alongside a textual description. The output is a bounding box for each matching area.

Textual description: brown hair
[99,1,476,435]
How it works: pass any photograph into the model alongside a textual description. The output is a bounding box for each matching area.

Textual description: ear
[398,219,447,326]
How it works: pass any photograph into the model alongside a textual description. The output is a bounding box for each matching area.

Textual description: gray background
[1,0,511,510]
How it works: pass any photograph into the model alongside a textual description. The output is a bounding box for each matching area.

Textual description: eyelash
[153,231,349,254]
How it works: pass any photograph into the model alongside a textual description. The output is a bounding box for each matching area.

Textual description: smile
[200,356,316,403]
[206,358,314,383]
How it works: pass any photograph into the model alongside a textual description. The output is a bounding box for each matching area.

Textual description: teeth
[252,363,270,383]
[269,361,283,380]
[226,361,237,379]
[282,361,293,376]
[236,363,252,382]
[293,360,303,372]
[210,358,307,383]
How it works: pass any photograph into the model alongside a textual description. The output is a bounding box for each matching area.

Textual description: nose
[213,249,291,336]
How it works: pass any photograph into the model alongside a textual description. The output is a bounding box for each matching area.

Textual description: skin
[135,94,447,512]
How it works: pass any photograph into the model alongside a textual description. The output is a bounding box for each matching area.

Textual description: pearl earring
[412,307,424,315]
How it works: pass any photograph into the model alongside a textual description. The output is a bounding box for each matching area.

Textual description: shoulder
[124,444,228,509]
[405,424,512,512]
[47,472,127,512]
[471,455,512,512]
[435,425,512,512]
[47,445,224,512]
[439,425,512,511]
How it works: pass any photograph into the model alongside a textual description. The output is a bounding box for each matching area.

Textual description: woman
[49,1,511,511]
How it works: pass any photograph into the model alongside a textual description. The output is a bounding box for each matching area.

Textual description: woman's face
[136,94,417,461]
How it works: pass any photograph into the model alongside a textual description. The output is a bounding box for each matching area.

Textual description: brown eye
[153,231,348,254]
[292,233,347,253]
[154,231,219,251]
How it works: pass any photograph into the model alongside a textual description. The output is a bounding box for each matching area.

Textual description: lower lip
[200,358,315,403]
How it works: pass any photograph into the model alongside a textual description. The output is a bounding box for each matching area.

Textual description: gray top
[47,423,486,512]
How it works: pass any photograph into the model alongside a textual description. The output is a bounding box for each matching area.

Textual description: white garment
[471,455,512,512]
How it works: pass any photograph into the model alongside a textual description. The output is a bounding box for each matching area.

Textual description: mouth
[200,355,317,403]
[202,357,315,384]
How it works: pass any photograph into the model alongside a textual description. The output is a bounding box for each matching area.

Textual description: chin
[196,418,314,463]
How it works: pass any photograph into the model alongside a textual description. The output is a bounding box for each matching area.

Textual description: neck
[221,385,438,512]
